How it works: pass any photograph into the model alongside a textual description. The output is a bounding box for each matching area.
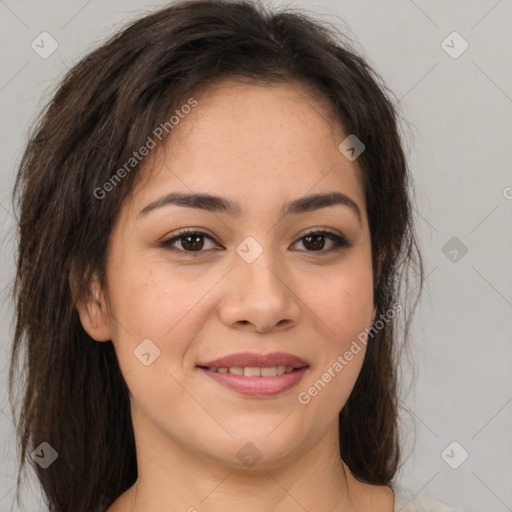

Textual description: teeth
[244,366,261,377]
[261,366,277,377]
[208,365,297,376]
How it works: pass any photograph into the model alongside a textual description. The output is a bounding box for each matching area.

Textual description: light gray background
[1,0,511,511]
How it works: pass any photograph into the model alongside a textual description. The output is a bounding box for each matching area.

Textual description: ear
[370,306,377,326]
[70,266,112,342]
[372,249,386,317]
[374,249,385,284]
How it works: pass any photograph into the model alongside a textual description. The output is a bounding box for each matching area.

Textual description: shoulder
[390,481,461,512]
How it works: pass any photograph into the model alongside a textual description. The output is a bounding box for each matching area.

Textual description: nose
[217,250,301,333]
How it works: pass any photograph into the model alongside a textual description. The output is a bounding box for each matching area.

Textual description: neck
[121,421,363,512]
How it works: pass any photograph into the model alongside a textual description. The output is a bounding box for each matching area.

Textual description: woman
[9,0,460,511]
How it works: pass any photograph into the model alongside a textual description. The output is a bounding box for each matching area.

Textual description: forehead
[129,79,366,219]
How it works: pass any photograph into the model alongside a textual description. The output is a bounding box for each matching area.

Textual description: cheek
[109,261,200,335]
[105,263,200,372]
[307,261,374,346]
[106,268,200,410]
[299,267,373,414]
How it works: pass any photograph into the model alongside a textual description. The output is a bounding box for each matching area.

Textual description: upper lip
[197,351,309,369]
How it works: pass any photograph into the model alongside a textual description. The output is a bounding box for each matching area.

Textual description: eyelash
[159,228,351,256]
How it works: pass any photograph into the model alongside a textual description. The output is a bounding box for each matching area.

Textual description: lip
[197,366,309,397]
[196,351,310,398]
[197,351,309,369]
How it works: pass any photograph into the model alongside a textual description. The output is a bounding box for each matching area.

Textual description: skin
[76,79,394,512]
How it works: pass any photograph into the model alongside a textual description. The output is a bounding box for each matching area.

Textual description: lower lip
[197,367,309,397]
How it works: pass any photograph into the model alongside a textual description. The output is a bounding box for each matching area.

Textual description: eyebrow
[138,191,362,225]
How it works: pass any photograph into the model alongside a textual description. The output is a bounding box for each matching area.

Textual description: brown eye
[160,230,218,253]
[179,233,205,251]
[160,228,350,256]
[303,233,327,251]
[292,230,350,253]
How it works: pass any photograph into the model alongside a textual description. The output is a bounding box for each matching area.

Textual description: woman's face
[80,80,375,470]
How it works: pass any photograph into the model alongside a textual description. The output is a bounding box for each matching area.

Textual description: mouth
[196,365,309,398]
[196,365,302,376]
[195,351,310,397]
[197,351,309,371]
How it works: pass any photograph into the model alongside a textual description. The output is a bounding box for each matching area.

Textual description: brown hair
[9,1,423,510]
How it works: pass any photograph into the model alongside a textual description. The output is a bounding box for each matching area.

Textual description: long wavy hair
[8,1,423,510]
